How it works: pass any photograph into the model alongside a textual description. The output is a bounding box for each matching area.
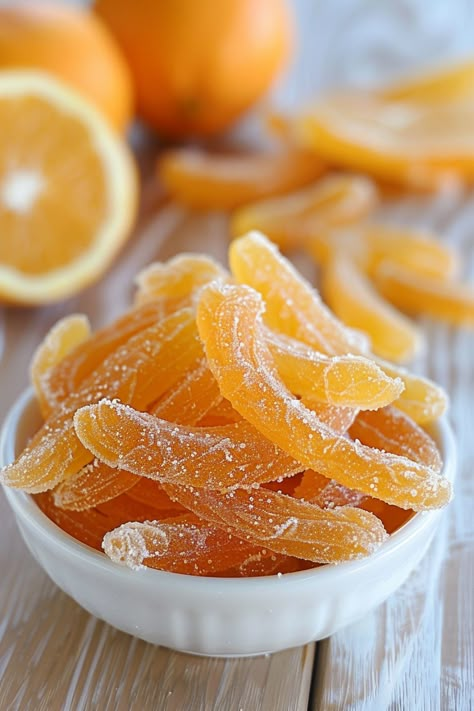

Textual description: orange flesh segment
[376,260,474,326]
[322,254,422,362]
[0,95,108,276]
[134,253,227,307]
[267,330,404,409]
[1,309,202,492]
[55,358,223,510]
[231,232,446,423]
[163,483,388,564]
[307,223,459,280]
[30,313,91,418]
[196,281,451,510]
[230,174,377,250]
[74,399,303,490]
[158,148,325,210]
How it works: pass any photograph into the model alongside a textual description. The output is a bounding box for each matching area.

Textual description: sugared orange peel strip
[30,314,92,419]
[55,357,223,510]
[1,309,202,492]
[102,517,264,575]
[162,483,388,564]
[230,232,447,423]
[195,281,451,510]
[74,399,304,491]
[306,223,459,281]
[267,330,404,409]
[275,94,474,187]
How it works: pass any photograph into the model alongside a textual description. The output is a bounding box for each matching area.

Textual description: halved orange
[0,71,138,305]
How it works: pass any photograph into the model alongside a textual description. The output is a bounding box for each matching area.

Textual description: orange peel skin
[195,280,451,510]
[0,309,202,493]
[162,483,388,565]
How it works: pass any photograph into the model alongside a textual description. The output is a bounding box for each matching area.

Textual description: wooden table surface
[1,3,474,709]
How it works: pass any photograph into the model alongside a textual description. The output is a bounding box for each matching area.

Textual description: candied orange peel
[1,233,452,576]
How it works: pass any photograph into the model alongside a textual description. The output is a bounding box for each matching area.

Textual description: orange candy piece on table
[195,279,451,510]
[375,260,474,326]
[1,308,202,492]
[158,148,325,210]
[306,223,459,281]
[230,174,377,250]
[276,93,474,187]
[230,232,447,423]
[380,59,474,104]
[322,254,422,363]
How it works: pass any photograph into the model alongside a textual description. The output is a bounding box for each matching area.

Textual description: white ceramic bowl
[1,389,456,657]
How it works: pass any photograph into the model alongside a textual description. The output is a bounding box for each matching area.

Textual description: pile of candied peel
[1,233,452,577]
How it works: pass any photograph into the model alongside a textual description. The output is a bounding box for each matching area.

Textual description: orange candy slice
[307,223,459,281]
[230,232,447,423]
[322,254,422,362]
[282,93,474,187]
[376,260,474,326]
[230,174,377,250]
[55,357,223,510]
[349,406,442,472]
[158,148,325,210]
[36,300,168,414]
[196,280,451,510]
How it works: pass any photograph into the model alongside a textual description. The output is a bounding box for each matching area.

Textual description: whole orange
[0,1,133,131]
[94,0,292,137]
